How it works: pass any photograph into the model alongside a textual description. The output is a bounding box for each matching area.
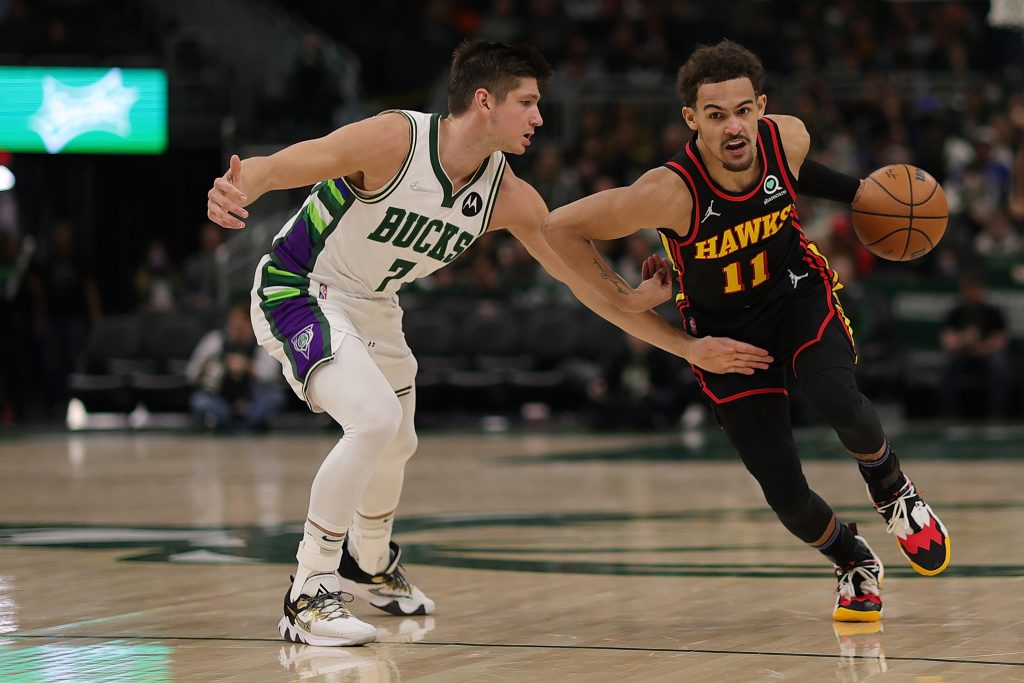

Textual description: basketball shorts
[683,274,856,406]
[250,255,417,411]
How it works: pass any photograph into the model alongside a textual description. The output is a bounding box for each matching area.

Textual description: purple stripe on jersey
[272,217,314,274]
[268,296,328,381]
[332,178,355,201]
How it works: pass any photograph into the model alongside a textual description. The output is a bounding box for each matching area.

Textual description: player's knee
[352,392,403,442]
[389,424,418,463]
[801,369,862,427]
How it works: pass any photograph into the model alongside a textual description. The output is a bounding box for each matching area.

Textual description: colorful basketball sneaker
[833,531,884,623]
[339,540,435,616]
[278,572,377,646]
[870,478,951,576]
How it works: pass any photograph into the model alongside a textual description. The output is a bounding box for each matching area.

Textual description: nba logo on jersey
[688,317,698,335]
[319,283,328,300]
[462,191,482,217]
[291,324,315,360]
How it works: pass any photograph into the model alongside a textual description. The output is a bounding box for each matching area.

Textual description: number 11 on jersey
[722,251,769,294]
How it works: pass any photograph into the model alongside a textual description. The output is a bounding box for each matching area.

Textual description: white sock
[349,512,395,574]
[291,521,345,601]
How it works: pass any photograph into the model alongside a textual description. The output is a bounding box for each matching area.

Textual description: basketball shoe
[278,572,377,646]
[833,529,884,623]
[870,477,951,576]
[338,540,435,616]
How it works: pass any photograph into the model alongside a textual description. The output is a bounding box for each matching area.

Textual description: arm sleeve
[798,159,862,204]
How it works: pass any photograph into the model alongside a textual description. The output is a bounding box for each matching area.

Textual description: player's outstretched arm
[543,168,688,313]
[542,168,773,374]
[496,175,691,360]
[206,112,410,229]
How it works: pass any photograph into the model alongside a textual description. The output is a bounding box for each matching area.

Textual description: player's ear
[474,88,492,112]
[682,107,697,131]
[756,94,767,117]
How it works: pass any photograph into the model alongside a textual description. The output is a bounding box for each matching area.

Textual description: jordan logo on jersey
[702,200,721,223]
[788,269,808,289]
[291,324,315,360]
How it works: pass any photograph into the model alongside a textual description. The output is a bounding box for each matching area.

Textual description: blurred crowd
[2,0,1024,427]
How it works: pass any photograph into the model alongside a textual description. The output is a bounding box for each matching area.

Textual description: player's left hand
[207,154,250,230]
[627,254,672,311]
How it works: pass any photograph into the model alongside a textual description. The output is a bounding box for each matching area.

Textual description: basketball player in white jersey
[207,40,771,646]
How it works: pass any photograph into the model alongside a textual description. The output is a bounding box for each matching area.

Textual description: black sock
[858,441,904,502]
[817,521,870,567]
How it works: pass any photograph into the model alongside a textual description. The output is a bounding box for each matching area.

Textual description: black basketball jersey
[659,118,831,321]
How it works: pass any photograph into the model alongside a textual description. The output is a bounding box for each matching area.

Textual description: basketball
[851,165,948,261]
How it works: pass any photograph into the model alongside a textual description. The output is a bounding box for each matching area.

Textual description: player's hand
[624,255,672,312]
[207,154,250,230]
[688,336,773,375]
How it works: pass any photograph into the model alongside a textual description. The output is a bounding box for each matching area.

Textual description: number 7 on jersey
[375,258,417,292]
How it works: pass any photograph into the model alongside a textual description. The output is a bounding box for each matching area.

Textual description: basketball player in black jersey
[545,39,950,622]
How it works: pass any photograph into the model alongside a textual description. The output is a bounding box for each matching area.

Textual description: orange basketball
[851,165,948,261]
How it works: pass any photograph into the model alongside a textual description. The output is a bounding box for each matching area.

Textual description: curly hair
[675,40,766,108]
[448,39,553,115]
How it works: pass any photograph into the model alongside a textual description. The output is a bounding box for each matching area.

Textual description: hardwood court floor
[1,426,1023,681]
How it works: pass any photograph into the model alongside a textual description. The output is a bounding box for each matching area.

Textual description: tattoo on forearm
[593,258,630,295]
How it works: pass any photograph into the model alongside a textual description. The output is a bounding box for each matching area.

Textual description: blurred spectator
[973,209,1021,270]
[939,272,1013,419]
[135,240,179,312]
[0,232,38,424]
[36,221,101,415]
[182,221,223,314]
[185,300,284,431]
[283,32,342,136]
[526,146,583,209]
[585,333,692,430]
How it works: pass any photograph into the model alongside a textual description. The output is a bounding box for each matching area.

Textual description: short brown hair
[448,39,553,115]
[675,40,766,108]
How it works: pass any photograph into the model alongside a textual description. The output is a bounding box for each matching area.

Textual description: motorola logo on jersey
[462,191,483,217]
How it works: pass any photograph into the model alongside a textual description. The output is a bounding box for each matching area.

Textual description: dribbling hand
[207,154,250,230]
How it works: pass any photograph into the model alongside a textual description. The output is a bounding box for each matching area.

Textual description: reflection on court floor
[1,427,1022,681]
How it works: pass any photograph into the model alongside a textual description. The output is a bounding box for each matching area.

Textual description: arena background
[2,2,1024,681]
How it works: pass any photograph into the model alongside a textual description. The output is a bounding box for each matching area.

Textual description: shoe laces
[875,481,917,536]
[303,588,355,621]
[382,564,412,593]
[837,562,880,600]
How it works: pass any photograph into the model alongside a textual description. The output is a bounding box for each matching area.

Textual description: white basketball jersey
[264,110,507,298]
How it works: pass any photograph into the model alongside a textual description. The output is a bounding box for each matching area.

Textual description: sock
[816,521,868,567]
[348,511,395,575]
[291,520,345,601]
[857,441,904,502]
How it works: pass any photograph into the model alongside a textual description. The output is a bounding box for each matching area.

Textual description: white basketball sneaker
[278,572,377,646]
[338,540,436,616]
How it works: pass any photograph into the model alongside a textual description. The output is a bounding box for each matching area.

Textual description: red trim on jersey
[684,134,768,202]
[764,118,798,199]
[664,161,702,246]
[691,364,788,404]
[788,228,857,374]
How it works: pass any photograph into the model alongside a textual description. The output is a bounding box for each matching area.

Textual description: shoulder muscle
[765,114,810,175]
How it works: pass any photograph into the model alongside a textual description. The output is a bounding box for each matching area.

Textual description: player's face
[683,78,766,173]
[491,78,543,155]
